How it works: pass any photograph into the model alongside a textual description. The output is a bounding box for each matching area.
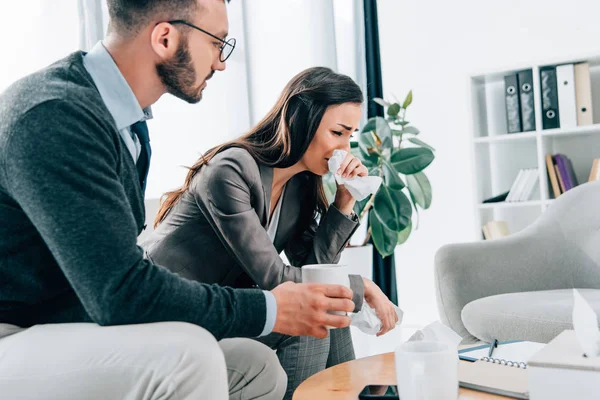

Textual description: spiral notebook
[459,340,546,368]
[459,360,530,399]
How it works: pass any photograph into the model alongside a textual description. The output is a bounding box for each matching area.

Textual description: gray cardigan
[143,148,365,311]
[0,53,267,340]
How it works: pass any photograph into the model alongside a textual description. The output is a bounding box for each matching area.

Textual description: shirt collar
[83,41,153,131]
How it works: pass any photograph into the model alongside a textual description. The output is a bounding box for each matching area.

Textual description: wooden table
[293,352,511,399]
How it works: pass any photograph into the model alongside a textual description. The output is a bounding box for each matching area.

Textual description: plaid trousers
[256,327,355,400]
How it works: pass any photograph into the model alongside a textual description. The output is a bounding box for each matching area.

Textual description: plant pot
[339,244,373,281]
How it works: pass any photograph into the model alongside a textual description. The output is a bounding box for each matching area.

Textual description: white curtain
[241,0,367,125]
[77,0,107,51]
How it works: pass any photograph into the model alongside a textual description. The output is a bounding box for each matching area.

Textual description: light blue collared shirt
[82,41,152,163]
[82,41,277,337]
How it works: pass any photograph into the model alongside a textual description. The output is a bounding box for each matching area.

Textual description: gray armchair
[435,181,600,344]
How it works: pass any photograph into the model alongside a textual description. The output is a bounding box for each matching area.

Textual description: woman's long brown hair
[154,66,363,230]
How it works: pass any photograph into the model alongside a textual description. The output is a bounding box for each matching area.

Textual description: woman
[143,67,398,399]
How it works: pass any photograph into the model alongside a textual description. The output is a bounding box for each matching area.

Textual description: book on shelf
[505,168,539,202]
[482,221,510,240]
[545,154,562,198]
[482,191,509,203]
[555,164,566,193]
[546,154,580,196]
[589,158,600,182]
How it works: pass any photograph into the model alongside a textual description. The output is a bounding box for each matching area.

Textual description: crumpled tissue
[406,320,463,353]
[351,302,404,335]
[327,149,383,201]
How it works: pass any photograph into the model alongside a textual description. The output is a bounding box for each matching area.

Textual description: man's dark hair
[107,0,229,36]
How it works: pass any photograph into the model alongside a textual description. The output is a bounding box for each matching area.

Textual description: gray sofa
[434,181,600,344]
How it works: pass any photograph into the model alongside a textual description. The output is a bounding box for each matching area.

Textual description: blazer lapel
[258,164,274,227]
[273,175,302,250]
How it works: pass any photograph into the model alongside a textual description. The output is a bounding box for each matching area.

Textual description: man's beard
[156,37,204,104]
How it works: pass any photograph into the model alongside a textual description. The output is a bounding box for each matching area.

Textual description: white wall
[0,1,79,93]
[376,0,600,326]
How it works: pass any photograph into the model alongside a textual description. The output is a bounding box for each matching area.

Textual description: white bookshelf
[469,55,600,238]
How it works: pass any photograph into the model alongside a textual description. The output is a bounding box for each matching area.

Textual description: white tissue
[572,289,600,357]
[407,321,463,351]
[328,150,383,201]
[350,302,404,335]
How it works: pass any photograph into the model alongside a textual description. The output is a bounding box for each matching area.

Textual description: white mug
[394,341,458,400]
[301,264,351,320]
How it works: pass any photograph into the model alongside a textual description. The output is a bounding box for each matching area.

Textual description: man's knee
[153,322,227,378]
[152,322,229,398]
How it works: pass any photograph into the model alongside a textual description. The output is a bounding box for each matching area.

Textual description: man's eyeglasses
[168,20,236,62]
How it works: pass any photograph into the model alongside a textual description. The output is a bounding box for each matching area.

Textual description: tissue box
[528,330,600,400]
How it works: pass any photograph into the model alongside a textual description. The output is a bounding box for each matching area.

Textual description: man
[0,0,359,399]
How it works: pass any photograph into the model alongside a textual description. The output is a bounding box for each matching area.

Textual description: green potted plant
[347,91,435,257]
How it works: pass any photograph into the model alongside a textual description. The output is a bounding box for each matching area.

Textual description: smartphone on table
[358,385,399,399]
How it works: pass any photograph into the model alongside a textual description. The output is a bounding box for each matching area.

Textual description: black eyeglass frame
[168,20,236,62]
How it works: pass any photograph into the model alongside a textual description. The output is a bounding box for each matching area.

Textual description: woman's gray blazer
[143,147,364,310]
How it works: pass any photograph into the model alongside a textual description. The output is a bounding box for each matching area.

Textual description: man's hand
[270,282,355,338]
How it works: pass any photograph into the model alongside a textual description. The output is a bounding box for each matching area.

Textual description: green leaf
[403,90,413,109]
[398,121,410,126]
[390,188,412,231]
[397,219,413,245]
[392,129,404,136]
[406,172,432,209]
[382,159,405,190]
[358,130,378,154]
[362,117,392,150]
[353,196,370,218]
[409,190,420,229]
[398,126,420,135]
[368,166,381,176]
[360,149,379,168]
[387,103,401,118]
[372,97,389,107]
[370,210,397,257]
[373,186,400,231]
[372,185,412,233]
[390,148,434,175]
[350,141,359,149]
[408,137,435,151]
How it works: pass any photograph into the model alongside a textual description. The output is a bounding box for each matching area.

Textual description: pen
[488,339,498,358]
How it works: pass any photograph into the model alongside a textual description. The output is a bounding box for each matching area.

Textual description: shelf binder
[556,64,577,129]
[574,62,594,126]
[540,66,560,129]
[518,69,536,132]
[504,73,522,133]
